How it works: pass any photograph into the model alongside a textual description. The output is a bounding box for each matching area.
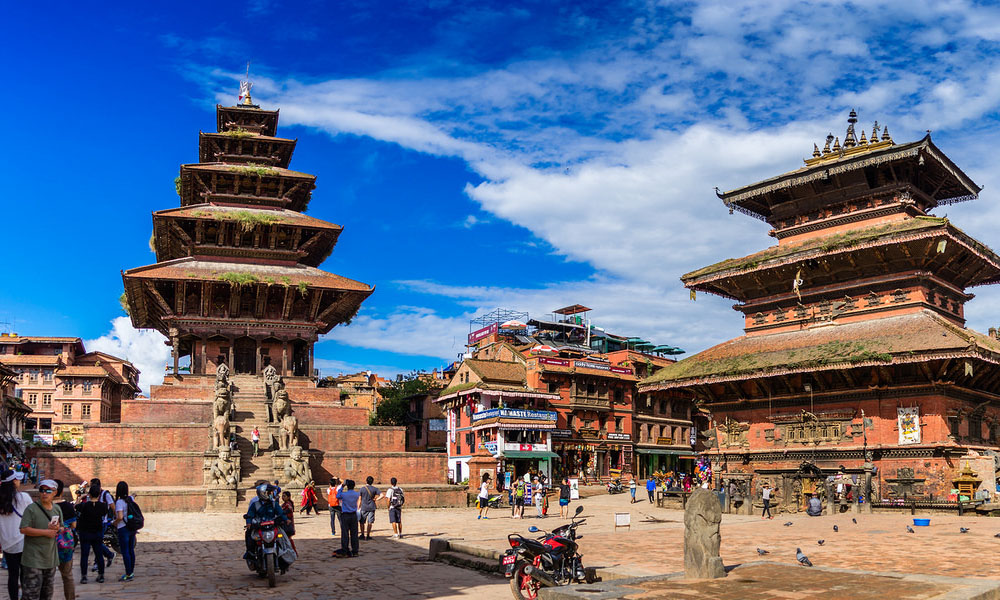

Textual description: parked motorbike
[500,505,596,600]
[481,493,506,508]
[245,519,285,587]
[606,478,624,494]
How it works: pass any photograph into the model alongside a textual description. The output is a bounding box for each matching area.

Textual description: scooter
[246,519,286,587]
[606,479,624,494]
[500,505,596,600]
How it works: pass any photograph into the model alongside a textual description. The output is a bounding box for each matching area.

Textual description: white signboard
[614,512,631,530]
[569,478,580,500]
[898,407,920,445]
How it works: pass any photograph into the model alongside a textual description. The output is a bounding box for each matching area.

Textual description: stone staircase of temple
[229,375,277,494]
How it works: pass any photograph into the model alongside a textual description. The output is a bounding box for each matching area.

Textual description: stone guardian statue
[684,488,726,579]
[283,445,310,487]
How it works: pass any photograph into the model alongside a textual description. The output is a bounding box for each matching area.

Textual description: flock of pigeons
[754,517,984,568]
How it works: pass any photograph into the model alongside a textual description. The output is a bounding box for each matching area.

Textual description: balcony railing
[568,395,610,410]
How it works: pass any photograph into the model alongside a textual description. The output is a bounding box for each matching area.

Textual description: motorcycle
[606,478,624,494]
[500,505,596,600]
[245,519,287,587]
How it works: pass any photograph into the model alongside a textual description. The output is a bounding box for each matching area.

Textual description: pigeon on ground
[852,518,857,524]
[994,533,1000,539]
[757,548,769,555]
[833,525,838,532]
[817,540,825,546]
[783,521,794,527]
[906,525,915,533]
[960,527,970,533]
[796,548,813,567]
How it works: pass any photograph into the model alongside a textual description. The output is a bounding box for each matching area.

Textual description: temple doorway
[234,337,256,374]
[291,340,309,376]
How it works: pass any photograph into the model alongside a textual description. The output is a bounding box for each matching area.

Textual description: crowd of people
[475,471,575,519]
[0,472,139,600]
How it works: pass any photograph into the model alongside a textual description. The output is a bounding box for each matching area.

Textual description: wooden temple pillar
[255,339,262,375]
[170,333,179,376]
[228,338,234,371]
[200,337,208,375]
[281,341,288,376]
[308,343,314,379]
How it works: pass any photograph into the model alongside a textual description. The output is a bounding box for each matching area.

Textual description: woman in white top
[113,481,136,582]
[0,470,30,600]
[477,472,491,519]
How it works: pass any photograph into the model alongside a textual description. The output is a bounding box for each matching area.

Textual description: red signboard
[537,357,632,375]
[468,323,499,345]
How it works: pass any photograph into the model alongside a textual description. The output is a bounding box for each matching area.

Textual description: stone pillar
[308,343,314,379]
[171,335,179,376]
[684,488,726,579]
[255,339,262,375]
[201,338,207,375]
[282,341,288,377]
[228,339,234,372]
[863,462,874,514]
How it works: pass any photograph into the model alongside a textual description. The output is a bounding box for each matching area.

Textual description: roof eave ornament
[239,61,255,107]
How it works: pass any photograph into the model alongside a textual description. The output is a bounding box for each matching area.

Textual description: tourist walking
[76,484,108,584]
[358,476,382,540]
[629,477,637,503]
[533,480,544,518]
[300,481,318,515]
[513,480,525,519]
[559,478,571,518]
[335,480,360,557]
[53,481,76,600]
[0,469,30,600]
[113,481,136,581]
[326,477,341,537]
[386,477,404,538]
[646,478,655,503]
[761,483,773,520]
[19,479,63,600]
[251,426,260,457]
[88,478,116,572]
[477,473,491,520]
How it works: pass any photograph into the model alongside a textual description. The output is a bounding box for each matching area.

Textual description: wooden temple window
[948,416,960,438]
[866,292,881,307]
[794,305,808,319]
[752,312,766,325]
[891,289,908,303]
[773,310,787,322]
[968,415,983,441]
[843,296,857,310]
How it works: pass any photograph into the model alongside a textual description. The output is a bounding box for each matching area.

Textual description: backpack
[56,525,75,562]
[389,487,404,508]
[125,497,144,531]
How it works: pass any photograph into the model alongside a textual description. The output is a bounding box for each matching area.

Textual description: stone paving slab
[538,563,1000,600]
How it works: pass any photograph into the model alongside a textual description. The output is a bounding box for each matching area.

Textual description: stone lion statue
[283,445,310,487]
[280,414,299,450]
[272,389,291,423]
[210,448,239,488]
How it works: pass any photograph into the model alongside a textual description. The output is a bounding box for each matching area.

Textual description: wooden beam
[918,362,936,384]
[841,368,856,388]
[281,286,294,320]
[176,281,186,315]
[143,281,174,316]
[202,282,211,317]
[168,220,194,245]
[254,284,267,319]
[316,292,344,323]
[936,358,953,380]
[308,289,323,322]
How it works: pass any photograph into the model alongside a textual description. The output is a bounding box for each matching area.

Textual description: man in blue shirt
[243,484,287,561]
[335,479,360,557]
[646,478,656,503]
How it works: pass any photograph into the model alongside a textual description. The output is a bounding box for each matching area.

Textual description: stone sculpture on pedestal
[283,445,310,487]
[211,388,232,450]
[208,448,239,488]
[684,488,726,579]
[262,364,279,400]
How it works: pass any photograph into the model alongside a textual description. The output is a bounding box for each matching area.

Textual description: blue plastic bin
[913,518,930,527]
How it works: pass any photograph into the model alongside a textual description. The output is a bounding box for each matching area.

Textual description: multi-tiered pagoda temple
[640,112,1000,509]
[123,91,373,380]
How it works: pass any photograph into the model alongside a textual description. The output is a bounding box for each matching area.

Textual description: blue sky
[6,1,1000,392]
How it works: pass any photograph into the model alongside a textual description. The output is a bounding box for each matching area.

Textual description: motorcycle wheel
[265,553,276,588]
[509,563,541,600]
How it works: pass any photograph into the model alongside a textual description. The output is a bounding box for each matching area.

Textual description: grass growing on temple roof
[119,292,130,316]
[174,175,182,197]
[223,128,255,139]
[229,165,277,177]
[297,282,309,296]
[218,272,260,286]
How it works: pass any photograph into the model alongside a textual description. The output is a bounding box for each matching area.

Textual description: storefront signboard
[550,429,573,438]
[468,323,499,345]
[503,443,548,452]
[537,357,632,375]
[484,441,499,456]
[569,478,580,500]
[607,433,631,441]
[656,436,673,445]
[472,408,558,423]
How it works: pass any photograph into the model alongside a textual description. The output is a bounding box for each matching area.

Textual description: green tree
[369,373,436,426]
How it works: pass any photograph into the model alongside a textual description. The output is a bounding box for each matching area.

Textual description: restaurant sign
[607,432,631,441]
[468,323,499,345]
[471,408,558,423]
[538,357,632,375]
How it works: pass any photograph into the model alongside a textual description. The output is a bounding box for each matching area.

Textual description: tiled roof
[464,359,526,385]
[123,257,373,292]
[153,205,342,231]
[640,310,1000,389]
[0,355,62,366]
[56,366,111,378]
[0,336,80,344]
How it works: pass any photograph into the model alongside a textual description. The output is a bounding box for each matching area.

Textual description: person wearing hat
[761,482,773,520]
[19,478,64,600]
[0,469,30,600]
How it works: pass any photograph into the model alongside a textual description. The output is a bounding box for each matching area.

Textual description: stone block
[205,489,238,511]
[683,488,726,580]
[428,537,450,560]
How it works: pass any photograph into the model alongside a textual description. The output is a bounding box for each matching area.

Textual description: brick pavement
[43,493,1000,599]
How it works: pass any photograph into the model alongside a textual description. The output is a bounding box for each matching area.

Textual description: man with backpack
[385,477,404,539]
[357,476,383,541]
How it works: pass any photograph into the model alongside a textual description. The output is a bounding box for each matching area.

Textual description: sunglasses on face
[38,488,54,493]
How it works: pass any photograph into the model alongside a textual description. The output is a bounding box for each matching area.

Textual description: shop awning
[635,448,697,456]
[502,450,561,459]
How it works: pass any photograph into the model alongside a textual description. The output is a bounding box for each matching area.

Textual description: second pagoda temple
[640,112,1000,509]
[123,89,373,380]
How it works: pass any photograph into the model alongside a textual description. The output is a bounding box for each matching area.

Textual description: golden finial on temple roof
[872,121,880,141]
[239,61,254,106]
[881,126,892,143]
[812,144,821,158]
[832,136,841,152]
[859,130,868,145]
[822,134,833,155]
[843,109,858,148]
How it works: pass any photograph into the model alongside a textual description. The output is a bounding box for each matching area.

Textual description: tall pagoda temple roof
[719,126,980,223]
[641,310,1000,390]
[124,257,373,292]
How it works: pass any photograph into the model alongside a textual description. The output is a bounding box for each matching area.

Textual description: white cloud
[323,307,472,361]
[85,317,170,395]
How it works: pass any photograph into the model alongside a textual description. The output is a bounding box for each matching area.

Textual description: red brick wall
[300,426,403,452]
[312,451,450,487]
[122,400,213,423]
[83,424,210,452]
[31,452,206,487]
[292,404,368,425]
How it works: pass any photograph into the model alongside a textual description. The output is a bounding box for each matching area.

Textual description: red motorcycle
[500,505,596,599]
